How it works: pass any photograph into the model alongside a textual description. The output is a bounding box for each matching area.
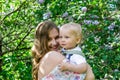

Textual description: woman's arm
[85,64,95,80]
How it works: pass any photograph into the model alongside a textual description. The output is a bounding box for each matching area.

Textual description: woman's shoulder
[47,51,63,56]
[45,51,65,62]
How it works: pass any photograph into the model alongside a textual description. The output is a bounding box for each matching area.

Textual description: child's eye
[65,36,69,38]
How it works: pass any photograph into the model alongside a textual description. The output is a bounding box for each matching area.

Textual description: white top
[61,46,86,64]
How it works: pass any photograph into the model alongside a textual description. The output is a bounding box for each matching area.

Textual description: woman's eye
[59,36,62,38]
[48,38,52,41]
[55,36,59,39]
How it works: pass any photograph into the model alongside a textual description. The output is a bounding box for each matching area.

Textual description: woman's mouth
[51,46,59,51]
[52,48,58,51]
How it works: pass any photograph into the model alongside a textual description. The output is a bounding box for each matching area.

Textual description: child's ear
[76,38,81,44]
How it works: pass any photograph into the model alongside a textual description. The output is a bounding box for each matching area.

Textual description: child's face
[59,28,80,50]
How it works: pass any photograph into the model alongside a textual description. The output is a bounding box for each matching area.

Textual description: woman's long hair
[31,21,59,80]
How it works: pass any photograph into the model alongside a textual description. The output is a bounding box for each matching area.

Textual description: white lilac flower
[117,15,120,20]
[84,20,92,25]
[105,44,112,50]
[109,4,116,9]
[114,0,118,2]
[92,20,99,25]
[62,12,68,18]
[111,22,115,26]
[81,7,87,12]
[10,5,14,10]
[115,33,120,41]
[108,22,115,30]
[108,25,114,30]
[89,55,94,59]
[94,36,100,43]
[38,0,44,4]
[114,69,119,72]
[43,12,51,20]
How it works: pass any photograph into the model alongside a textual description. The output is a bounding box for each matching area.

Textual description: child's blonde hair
[61,22,82,44]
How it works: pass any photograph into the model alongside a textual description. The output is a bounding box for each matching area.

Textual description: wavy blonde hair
[31,21,59,80]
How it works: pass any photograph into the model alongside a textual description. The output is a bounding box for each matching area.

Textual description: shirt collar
[61,45,81,52]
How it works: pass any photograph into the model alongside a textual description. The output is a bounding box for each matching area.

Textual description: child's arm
[59,62,87,74]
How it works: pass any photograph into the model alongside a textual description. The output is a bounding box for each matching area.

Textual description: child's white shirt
[62,46,86,64]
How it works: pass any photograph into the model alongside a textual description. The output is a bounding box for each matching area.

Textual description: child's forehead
[60,23,82,33]
[60,27,73,33]
[60,28,77,36]
[61,25,79,31]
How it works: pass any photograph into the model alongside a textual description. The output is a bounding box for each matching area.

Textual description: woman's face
[48,28,60,51]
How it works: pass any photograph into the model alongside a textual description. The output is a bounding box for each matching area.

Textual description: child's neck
[64,45,78,50]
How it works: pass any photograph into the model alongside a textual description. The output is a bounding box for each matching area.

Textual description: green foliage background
[0,0,120,80]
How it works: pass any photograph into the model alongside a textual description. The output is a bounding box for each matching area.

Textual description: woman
[32,21,95,80]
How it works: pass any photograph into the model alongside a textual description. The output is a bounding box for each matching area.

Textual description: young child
[59,22,87,80]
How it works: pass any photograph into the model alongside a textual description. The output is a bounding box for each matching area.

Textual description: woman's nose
[52,39,57,45]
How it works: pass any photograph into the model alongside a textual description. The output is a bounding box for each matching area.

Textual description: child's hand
[59,62,70,71]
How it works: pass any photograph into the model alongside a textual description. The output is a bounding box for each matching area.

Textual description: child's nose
[61,38,65,42]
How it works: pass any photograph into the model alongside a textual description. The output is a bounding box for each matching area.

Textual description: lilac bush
[34,0,120,79]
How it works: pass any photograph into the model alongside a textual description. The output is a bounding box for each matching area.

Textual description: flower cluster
[84,20,99,25]
[62,12,68,18]
[43,12,51,20]
[108,22,115,30]
[38,0,44,4]
[81,7,87,12]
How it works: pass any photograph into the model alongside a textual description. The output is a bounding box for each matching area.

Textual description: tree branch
[2,47,31,56]
[0,1,26,25]
[16,26,33,49]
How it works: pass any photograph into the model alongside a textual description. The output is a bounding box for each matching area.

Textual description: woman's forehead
[49,28,59,37]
